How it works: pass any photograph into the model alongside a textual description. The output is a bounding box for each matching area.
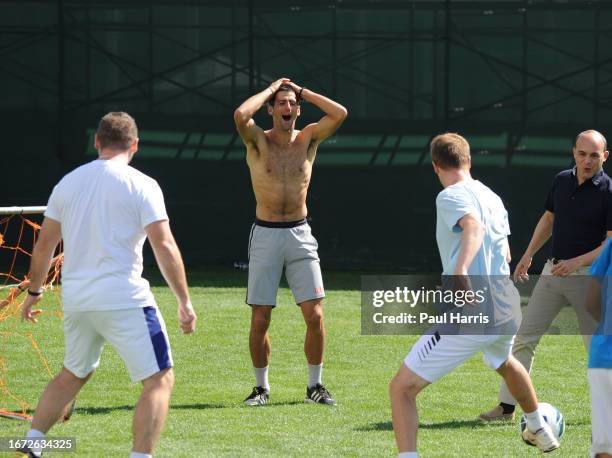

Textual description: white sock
[253,366,269,391]
[26,429,45,439]
[399,452,418,458]
[25,429,44,456]
[524,409,546,432]
[130,453,152,458]
[308,363,323,388]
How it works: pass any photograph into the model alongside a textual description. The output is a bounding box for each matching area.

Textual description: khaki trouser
[499,259,597,405]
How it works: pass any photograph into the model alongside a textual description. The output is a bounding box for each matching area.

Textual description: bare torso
[247,128,318,221]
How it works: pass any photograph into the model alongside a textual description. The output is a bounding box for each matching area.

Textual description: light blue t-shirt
[436,179,519,329]
[588,238,612,369]
[436,179,511,276]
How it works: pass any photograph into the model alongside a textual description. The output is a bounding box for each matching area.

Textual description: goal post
[0,206,47,216]
[0,205,61,421]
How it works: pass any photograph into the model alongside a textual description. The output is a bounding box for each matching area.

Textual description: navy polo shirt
[545,167,612,260]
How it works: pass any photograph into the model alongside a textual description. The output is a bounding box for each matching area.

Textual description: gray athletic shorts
[247,219,325,306]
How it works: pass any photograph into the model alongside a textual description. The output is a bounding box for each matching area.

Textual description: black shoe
[305,383,337,405]
[243,386,269,406]
[15,446,41,457]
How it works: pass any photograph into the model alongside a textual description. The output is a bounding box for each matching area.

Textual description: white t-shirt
[436,179,520,328]
[45,159,168,311]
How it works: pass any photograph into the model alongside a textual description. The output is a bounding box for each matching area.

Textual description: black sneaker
[305,383,337,405]
[15,446,41,457]
[243,386,269,406]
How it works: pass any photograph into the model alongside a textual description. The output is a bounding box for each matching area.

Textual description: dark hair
[575,130,607,152]
[96,112,138,150]
[430,133,471,170]
[267,84,299,106]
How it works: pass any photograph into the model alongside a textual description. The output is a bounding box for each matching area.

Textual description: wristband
[28,289,43,297]
[298,87,304,101]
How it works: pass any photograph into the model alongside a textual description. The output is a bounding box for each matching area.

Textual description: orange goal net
[0,207,63,420]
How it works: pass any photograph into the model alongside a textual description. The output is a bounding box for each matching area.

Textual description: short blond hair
[430,133,471,170]
[96,112,138,151]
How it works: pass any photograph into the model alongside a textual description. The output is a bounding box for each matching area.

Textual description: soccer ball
[519,402,565,444]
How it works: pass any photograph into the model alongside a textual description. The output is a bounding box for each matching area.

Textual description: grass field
[1,269,591,457]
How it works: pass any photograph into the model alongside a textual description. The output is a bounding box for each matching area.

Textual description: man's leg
[481,266,566,420]
[395,332,487,455]
[564,270,597,351]
[95,307,174,456]
[300,299,325,366]
[496,356,537,413]
[243,305,273,405]
[27,309,101,440]
[389,364,429,455]
[496,356,559,452]
[249,305,273,378]
[132,368,175,455]
[245,223,283,402]
[589,368,612,458]
[500,272,566,404]
[299,298,336,405]
[284,223,328,402]
[31,367,90,433]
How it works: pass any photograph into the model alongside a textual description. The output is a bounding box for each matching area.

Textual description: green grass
[0,269,591,457]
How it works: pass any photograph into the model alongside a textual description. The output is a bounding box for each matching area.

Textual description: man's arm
[289,82,348,143]
[21,217,62,323]
[551,230,612,277]
[505,239,512,264]
[146,220,196,334]
[234,77,289,147]
[454,214,485,275]
[513,210,554,282]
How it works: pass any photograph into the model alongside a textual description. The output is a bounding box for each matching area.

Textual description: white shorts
[588,368,612,457]
[404,332,514,383]
[64,306,173,382]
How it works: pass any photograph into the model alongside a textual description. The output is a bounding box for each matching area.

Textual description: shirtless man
[234,78,347,406]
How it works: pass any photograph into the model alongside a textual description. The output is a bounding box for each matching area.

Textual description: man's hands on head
[268,78,291,97]
[286,81,303,96]
[267,79,305,102]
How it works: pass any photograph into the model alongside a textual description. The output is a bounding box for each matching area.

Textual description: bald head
[572,129,609,183]
[575,130,607,152]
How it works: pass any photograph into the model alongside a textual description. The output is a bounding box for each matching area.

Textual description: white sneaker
[522,424,560,452]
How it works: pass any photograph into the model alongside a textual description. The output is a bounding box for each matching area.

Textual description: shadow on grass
[357,419,504,432]
[76,403,228,415]
[68,400,308,416]
[265,401,305,407]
